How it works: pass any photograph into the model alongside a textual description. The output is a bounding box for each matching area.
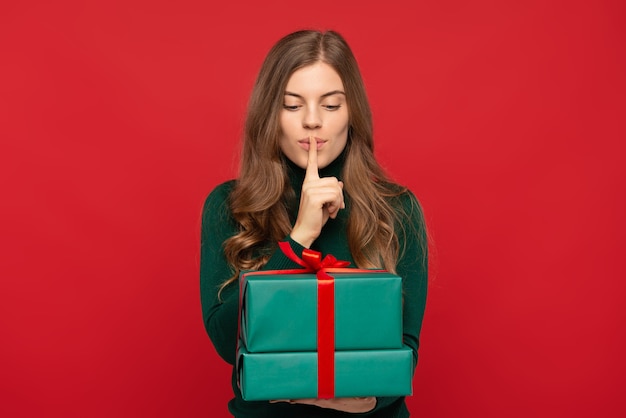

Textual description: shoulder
[388,187,428,267]
[202,180,237,222]
[383,183,424,218]
[399,188,424,218]
[204,180,236,203]
[384,185,427,240]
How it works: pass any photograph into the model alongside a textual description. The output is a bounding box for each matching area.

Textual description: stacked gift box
[236,268,414,401]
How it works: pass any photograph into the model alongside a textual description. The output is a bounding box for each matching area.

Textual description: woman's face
[279,61,349,170]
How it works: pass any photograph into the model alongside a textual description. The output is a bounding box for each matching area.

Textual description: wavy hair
[220,30,417,295]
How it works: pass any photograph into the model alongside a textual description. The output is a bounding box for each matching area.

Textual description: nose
[302,106,322,130]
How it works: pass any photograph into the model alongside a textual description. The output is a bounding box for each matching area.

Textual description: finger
[339,181,345,209]
[288,398,318,406]
[305,136,319,180]
[309,189,343,209]
[324,197,343,219]
[326,202,341,219]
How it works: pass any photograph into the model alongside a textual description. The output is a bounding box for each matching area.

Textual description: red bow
[279,241,351,273]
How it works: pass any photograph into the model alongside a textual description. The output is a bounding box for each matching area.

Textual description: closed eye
[283,105,301,111]
[323,105,342,111]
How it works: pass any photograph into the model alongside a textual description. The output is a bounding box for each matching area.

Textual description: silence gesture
[290,136,345,248]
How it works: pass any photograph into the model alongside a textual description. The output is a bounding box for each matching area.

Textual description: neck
[285,149,347,193]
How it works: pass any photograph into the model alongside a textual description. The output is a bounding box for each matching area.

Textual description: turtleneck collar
[284,148,347,194]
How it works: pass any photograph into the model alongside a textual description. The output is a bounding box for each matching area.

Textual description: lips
[298,137,327,150]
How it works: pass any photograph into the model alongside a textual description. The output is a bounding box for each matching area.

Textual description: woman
[201,30,428,417]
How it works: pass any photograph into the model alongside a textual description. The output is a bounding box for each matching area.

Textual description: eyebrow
[284,90,346,99]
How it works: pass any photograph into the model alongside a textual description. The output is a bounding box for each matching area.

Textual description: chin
[317,160,330,169]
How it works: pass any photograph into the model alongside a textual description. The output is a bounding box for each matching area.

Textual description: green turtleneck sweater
[200,153,428,418]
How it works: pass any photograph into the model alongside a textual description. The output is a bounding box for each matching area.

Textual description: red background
[1,1,625,417]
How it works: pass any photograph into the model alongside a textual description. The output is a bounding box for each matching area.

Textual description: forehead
[285,62,344,94]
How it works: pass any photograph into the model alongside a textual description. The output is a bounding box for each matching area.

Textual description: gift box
[240,271,403,353]
[238,344,414,401]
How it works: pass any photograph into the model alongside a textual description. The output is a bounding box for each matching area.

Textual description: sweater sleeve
[200,182,308,365]
[200,182,239,365]
[366,190,429,414]
[396,190,428,363]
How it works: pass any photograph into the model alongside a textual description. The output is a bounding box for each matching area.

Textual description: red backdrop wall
[1,1,624,417]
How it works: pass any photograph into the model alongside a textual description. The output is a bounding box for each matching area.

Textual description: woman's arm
[363,189,429,414]
[396,190,429,362]
[200,182,312,365]
[200,181,241,365]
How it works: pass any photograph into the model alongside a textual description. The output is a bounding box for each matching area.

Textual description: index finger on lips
[305,136,319,180]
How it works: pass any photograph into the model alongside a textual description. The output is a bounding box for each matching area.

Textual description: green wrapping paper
[240,271,403,353]
[238,345,414,401]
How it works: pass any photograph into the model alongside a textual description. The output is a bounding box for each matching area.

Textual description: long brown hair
[220,30,417,294]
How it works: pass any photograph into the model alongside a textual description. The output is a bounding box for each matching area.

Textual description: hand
[290,136,345,248]
[270,397,376,413]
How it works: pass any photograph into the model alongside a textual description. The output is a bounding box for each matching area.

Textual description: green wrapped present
[237,344,414,401]
[239,271,403,353]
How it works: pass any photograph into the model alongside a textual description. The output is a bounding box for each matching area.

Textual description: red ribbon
[278,242,351,399]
